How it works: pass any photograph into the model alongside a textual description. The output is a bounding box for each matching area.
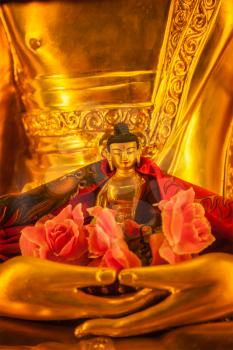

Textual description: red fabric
[0,226,21,261]
[1,158,232,261]
[137,158,233,250]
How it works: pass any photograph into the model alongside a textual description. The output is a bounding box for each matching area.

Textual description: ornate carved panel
[149,0,222,152]
[23,107,152,138]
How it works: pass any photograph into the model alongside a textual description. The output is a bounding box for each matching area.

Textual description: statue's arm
[75,253,233,337]
[96,183,108,208]
[0,256,157,320]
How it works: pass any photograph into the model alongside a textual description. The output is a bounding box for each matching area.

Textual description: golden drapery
[0,0,232,198]
[0,2,233,348]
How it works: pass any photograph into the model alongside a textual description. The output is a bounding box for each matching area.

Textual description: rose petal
[88,206,116,218]
[72,203,84,227]
[183,203,205,222]
[174,188,195,208]
[159,238,192,264]
[96,209,122,238]
[101,241,141,271]
[20,234,39,257]
[20,225,46,245]
[89,206,123,240]
[174,221,214,254]
[50,204,73,224]
[88,225,110,256]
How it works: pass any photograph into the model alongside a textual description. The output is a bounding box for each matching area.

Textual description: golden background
[0,0,232,197]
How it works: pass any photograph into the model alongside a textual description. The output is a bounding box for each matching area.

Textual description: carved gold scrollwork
[23,107,152,138]
[149,0,221,152]
[105,110,120,128]
[164,0,195,72]
[63,112,80,130]
[23,111,82,136]
[82,111,105,131]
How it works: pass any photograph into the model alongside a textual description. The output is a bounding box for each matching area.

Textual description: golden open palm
[75,253,233,337]
[0,256,157,320]
[0,254,232,338]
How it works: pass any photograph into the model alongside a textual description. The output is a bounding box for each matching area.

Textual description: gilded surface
[0,0,232,196]
[155,0,233,196]
[22,107,152,137]
[96,138,144,223]
[0,0,169,192]
[0,2,233,348]
[0,254,232,337]
[149,0,222,149]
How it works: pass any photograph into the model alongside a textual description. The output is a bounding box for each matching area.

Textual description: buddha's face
[109,141,139,171]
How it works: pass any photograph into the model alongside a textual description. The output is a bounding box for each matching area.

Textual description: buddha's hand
[75,253,233,337]
[0,256,159,321]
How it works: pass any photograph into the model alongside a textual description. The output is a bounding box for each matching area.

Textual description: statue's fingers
[119,254,218,291]
[75,285,228,338]
[75,318,117,338]
[18,288,163,320]
[14,257,117,288]
[48,265,117,289]
[65,288,163,318]
[119,266,184,291]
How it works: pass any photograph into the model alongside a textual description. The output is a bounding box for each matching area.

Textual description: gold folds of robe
[0,0,168,192]
[0,0,232,197]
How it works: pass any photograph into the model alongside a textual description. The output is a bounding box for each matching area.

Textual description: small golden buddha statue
[96,123,162,233]
[97,123,144,224]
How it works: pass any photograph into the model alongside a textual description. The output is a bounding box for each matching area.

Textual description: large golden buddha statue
[0,0,232,198]
[0,0,233,348]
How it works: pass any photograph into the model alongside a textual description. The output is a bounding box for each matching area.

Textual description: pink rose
[87,206,123,257]
[20,204,88,265]
[89,241,141,271]
[150,188,215,265]
[100,241,141,270]
[149,233,192,265]
[87,207,141,270]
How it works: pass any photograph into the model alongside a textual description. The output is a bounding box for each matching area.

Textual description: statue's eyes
[112,148,135,155]
[112,150,121,155]
[127,148,136,154]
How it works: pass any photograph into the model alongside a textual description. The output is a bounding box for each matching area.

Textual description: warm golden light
[0,2,233,346]
[0,0,232,197]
